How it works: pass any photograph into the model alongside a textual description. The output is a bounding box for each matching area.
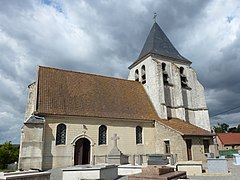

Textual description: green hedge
[219,149,238,157]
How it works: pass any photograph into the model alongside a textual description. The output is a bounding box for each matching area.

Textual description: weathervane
[153,12,157,22]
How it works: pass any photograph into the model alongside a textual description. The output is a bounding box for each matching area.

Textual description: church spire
[129,22,191,69]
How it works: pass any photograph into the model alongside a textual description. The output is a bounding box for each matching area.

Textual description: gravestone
[107,134,128,165]
[207,158,228,173]
[233,154,240,165]
[147,154,169,165]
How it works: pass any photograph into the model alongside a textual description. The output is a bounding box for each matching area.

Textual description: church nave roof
[35,66,159,121]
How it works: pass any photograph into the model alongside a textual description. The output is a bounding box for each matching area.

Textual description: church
[18,22,214,171]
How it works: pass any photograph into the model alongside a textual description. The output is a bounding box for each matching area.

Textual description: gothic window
[162,63,169,85]
[164,141,170,154]
[141,65,146,84]
[135,69,139,81]
[180,67,188,88]
[203,140,210,153]
[136,126,142,144]
[56,123,66,145]
[99,125,107,145]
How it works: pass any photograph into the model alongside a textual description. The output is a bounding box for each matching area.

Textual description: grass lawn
[0,169,15,173]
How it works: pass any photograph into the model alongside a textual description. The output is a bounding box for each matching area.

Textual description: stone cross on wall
[111,133,120,148]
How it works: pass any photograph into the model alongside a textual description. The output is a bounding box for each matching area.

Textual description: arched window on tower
[180,67,188,88]
[99,125,107,145]
[162,63,169,85]
[56,123,66,145]
[141,65,146,84]
[135,69,139,81]
[136,126,142,144]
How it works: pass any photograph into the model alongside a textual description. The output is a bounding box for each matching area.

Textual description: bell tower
[128,22,210,130]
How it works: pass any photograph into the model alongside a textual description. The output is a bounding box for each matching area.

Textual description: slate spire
[139,22,189,61]
[129,22,191,69]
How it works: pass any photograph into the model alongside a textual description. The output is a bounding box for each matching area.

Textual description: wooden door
[74,138,90,165]
[186,139,192,160]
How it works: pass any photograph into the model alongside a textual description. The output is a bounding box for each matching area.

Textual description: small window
[162,63,169,85]
[180,67,188,88]
[203,140,210,153]
[56,123,66,145]
[141,65,146,84]
[135,69,139,81]
[99,125,107,145]
[164,141,170,154]
[136,126,142,144]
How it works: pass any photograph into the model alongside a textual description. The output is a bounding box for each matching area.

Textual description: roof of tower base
[129,22,191,69]
[158,119,214,136]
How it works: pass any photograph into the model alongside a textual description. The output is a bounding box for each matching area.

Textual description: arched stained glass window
[56,123,66,145]
[99,125,107,145]
[136,126,142,144]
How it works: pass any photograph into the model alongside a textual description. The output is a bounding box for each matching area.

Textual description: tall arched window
[136,126,142,144]
[135,69,139,81]
[99,125,107,145]
[56,123,66,145]
[141,65,146,84]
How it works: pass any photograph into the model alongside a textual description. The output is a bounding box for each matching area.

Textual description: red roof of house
[217,133,240,145]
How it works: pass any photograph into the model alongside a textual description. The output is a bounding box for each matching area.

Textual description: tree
[0,141,19,169]
[212,123,229,133]
[229,124,240,133]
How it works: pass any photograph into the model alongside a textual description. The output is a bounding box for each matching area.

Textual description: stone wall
[155,121,188,161]
[42,116,156,170]
[18,123,44,170]
[24,82,37,120]
[128,55,210,130]
[128,56,167,120]
[155,121,214,161]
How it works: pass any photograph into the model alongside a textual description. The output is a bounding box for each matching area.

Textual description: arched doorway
[74,138,90,165]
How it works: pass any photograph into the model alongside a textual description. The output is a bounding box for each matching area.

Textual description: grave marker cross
[111,133,120,147]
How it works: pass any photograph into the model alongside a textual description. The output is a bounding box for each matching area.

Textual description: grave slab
[62,164,118,180]
[207,158,228,174]
[0,170,50,180]
[147,154,169,165]
[128,165,187,180]
[176,161,202,176]
[233,154,240,165]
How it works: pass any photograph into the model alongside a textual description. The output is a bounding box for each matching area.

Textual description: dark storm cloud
[0,0,240,143]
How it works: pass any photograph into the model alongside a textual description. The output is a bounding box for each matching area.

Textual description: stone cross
[111,133,120,147]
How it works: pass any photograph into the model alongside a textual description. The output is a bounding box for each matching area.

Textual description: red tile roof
[217,133,240,145]
[158,119,214,136]
[36,66,159,121]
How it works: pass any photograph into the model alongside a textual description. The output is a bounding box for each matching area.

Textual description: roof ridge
[38,65,138,84]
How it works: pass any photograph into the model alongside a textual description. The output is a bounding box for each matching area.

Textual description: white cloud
[0,0,240,143]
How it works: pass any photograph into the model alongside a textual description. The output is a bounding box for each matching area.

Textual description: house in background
[216,133,240,151]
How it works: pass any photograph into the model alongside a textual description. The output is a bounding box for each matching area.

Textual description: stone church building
[19,22,214,170]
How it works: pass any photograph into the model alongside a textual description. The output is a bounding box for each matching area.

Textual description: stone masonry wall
[42,116,156,170]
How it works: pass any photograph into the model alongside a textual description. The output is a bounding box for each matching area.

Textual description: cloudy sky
[0,0,240,143]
